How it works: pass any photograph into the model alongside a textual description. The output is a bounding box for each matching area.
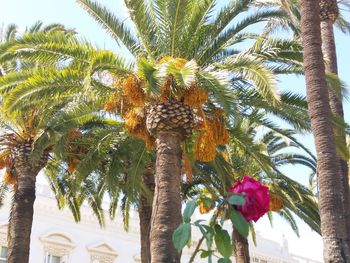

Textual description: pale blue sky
[1,0,350,261]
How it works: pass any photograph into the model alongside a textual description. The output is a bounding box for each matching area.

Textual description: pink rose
[228,176,270,222]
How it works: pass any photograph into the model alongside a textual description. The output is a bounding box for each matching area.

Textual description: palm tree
[0,76,109,263]
[0,25,117,262]
[0,24,68,263]
[300,0,350,261]
[319,0,350,243]
[0,87,66,262]
[261,0,350,245]
[255,0,350,253]
[72,1,293,261]
[0,73,115,262]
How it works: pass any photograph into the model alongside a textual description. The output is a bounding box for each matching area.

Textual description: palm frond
[326,72,348,102]
[0,31,95,65]
[210,0,252,40]
[181,0,216,56]
[278,208,299,237]
[219,55,280,105]
[198,69,235,114]
[124,0,162,58]
[335,15,350,34]
[4,24,18,41]
[77,0,140,57]
[27,21,44,33]
[198,10,286,64]
[166,0,191,56]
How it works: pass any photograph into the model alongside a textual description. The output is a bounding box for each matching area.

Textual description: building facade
[0,184,320,263]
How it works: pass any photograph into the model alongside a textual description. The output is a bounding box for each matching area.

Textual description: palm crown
[73,0,305,163]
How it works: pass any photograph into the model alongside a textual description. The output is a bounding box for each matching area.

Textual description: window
[40,232,75,263]
[87,242,118,263]
[0,246,7,263]
[46,255,62,263]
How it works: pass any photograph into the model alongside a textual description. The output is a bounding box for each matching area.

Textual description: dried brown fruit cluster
[125,109,155,150]
[66,130,88,173]
[182,84,208,108]
[194,111,230,162]
[269,194,284,212]
[0,156,16,185]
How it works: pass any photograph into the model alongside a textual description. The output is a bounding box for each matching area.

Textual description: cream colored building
[0,183,321,263]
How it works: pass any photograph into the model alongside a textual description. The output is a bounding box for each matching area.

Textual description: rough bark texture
[321,18,350,246]
[233,229,250,263]
[150,132,182,263]
[321,20,338,74]
[301,0,350,261]
[319,0,339,22]
[7,142,48,263]
[139,168,155,263]
[7,165,37,263]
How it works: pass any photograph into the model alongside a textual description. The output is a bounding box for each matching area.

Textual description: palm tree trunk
[321,16,350,246]
[321,20,338,75]
[233,229,250,263]
[139,167,155,263]
[150,132,182,263]
[7,167,37,263]
[300,0,350,261]
[7,142,48,263]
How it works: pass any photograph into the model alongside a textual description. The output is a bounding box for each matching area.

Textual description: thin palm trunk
[300,0,350,261]
[150,133,182,263]
[139,168,155,263]
[7,167,37,263]
[233,228,250,263]
[321,17,350,242]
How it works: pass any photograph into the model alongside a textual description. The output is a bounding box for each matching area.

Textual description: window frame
[45,254,62,263]
[0,246,8,263]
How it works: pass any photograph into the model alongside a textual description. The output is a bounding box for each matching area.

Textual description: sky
[1,0,350,261]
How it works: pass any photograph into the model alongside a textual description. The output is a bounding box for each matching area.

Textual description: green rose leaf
[227,194,245,206]
[183,199,198,223]
[229,209,249,238]
[220,207,227,226]
[214,224,232,258]
[172,223,191,252]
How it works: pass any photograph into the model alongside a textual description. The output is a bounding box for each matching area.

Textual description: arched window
[40,232,76,263]
[86,242,118,263]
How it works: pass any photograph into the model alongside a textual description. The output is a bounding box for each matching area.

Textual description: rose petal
[228,176,270,222]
